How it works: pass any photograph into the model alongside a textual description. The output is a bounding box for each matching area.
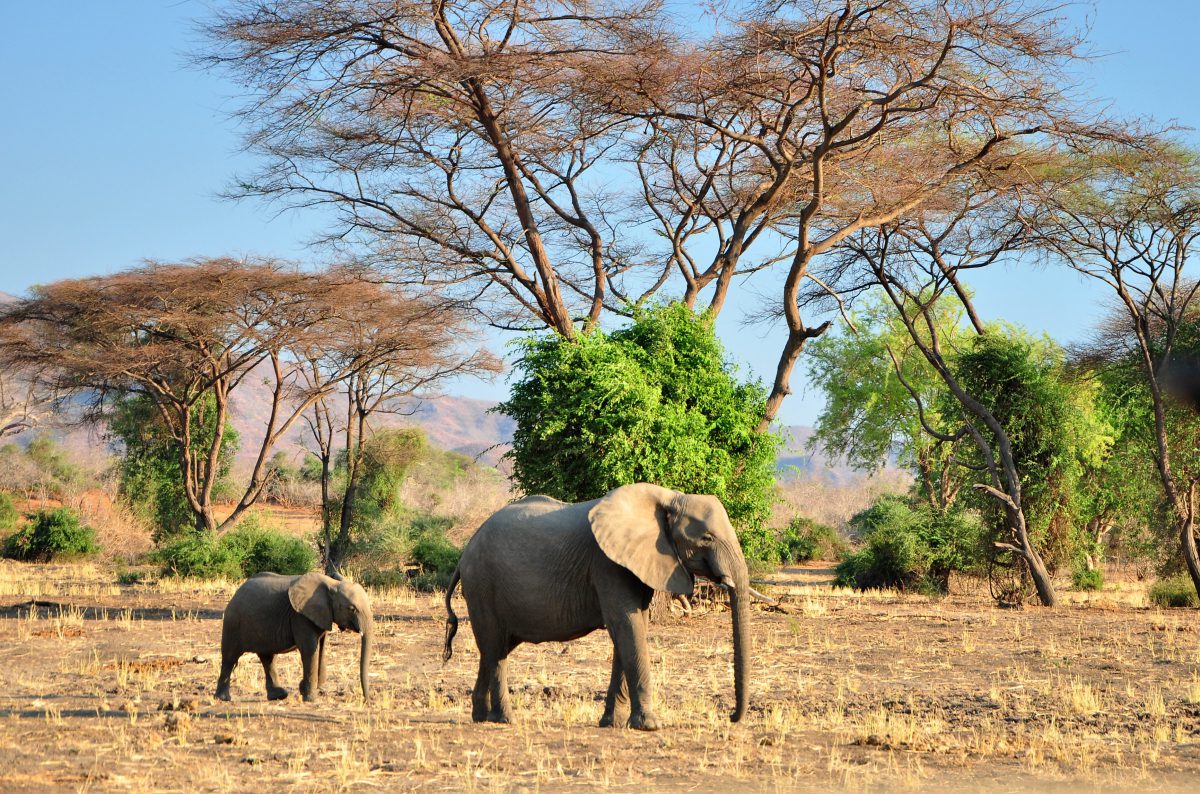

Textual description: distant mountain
[775,425,887,483]
[226,383,515,470]
[4,370,895,482]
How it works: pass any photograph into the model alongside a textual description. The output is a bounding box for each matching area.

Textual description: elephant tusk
[748,587,778,605]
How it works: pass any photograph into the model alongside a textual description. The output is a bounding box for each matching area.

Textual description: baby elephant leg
[297,634,322,703]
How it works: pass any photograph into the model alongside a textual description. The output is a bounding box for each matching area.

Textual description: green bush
[781,517,847,563]
[834,497,984,593]
[0,492,18,531]
[349,510,461,591]
[740,517,847,566]
[156,516,315,579]
[155,534,244,579]
[3,508,100,562]
[1148,575,1199,608]
[498,303,779,542]
[1071,565,1104,591]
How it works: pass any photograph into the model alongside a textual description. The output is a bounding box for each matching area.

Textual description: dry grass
[0,562,1198,792]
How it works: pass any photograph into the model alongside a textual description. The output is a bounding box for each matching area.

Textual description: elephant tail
[442,567,461,663]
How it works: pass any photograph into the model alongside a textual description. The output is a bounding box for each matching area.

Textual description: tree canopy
[498,303,778,536]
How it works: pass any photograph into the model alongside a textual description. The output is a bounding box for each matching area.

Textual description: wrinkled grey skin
[216,571,373,702]
[444,483,749,731]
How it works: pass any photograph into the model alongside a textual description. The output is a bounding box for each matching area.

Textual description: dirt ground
[1,561,1198,792]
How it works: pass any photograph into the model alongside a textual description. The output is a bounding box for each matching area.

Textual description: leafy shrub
[155,534,244,579]
[1071,565,1104,591]
[781,517,846,563]
[3,508,100,561]
[350,510,461,591]
[834,496,984,593]
[157,515,315,579]
[498,303,779,541]
[740,517,848,566]
[1148,576,1199,608]
[835,521,928,591]
[0,492,18,531]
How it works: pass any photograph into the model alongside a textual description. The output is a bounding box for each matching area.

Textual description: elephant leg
[487,655,513,723]
[215,648,239,701]
[317,634,327,693]
[259,654,288,701]
[297,634,321,703]
[599,651,630,728]
[471,653,494,722]
[607,608,658,731]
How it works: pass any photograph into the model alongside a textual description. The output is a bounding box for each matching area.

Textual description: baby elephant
[216,571,373,703]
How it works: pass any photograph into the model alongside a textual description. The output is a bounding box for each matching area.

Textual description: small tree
[110,393,239,541]
[498,303,779,543]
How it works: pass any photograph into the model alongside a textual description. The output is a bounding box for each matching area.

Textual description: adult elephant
[443,483,749,731]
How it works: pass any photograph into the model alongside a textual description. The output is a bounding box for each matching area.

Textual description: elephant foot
[266,686,289,702]
[483,710,510,724]
[628,712,660,732]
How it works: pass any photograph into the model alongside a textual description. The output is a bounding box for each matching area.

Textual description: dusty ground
[0,561,1198,792]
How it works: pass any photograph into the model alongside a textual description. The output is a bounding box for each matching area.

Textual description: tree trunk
[1181,516,1200,599]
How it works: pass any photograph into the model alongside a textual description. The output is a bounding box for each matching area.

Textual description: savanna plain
[1,560,1198,792]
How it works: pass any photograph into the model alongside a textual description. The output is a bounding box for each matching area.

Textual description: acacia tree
[1030,143,1200,596]
[205,0,1099,429]
[0,259,486,536]
[587,0,1100,428]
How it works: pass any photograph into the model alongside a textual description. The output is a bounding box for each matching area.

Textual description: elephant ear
[288,572,333,631]
[588,483,694,596]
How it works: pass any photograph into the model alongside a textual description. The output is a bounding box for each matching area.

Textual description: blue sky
[2,1,1198,427]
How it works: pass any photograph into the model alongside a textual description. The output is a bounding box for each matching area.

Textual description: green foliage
[834,496,984,593]
[156,514,315,579]
[1071,566,1104,591]
[348,510,461,591]
[0,492,18,531]
[3,508,99,561]
[0,437,87,498]
[744,517,846,565]
[354,428,426,521]
[1147,575,1200,608]
[806,293,966,505]
[110,393,239,541]
[116,570,149,585]
[952,331,1113,568]
[498,303,779,550]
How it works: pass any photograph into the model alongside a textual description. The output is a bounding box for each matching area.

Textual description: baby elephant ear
[288,572,333,631]
[588,483,694,596]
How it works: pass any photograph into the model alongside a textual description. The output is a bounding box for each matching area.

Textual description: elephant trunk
[716,542,750,723]
[359,612,373,701]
